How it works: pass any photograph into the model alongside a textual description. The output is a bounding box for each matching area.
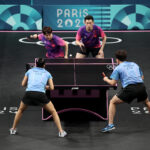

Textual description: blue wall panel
[43,4,150,30]
[0,5,42,30]
[1,0,149,5]
[43,5,111,30]
[0,1,150,30]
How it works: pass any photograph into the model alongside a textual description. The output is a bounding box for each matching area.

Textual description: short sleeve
[97,26,106,38]
[25,70,30,77]
[76,28,82,41]
[110,69,119,81]
[38,33,43,40]
[57,37,66,46]
[139,67,143,76]
[48,72,53,79]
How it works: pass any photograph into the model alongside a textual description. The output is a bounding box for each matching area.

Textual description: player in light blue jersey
[101,50,150,132]
[10,58,67,137]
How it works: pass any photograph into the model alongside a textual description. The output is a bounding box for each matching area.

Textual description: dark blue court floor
[0,31,150,150]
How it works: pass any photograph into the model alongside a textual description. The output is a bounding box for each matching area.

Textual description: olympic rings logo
[18,36,122,46]
[106,64,117,70]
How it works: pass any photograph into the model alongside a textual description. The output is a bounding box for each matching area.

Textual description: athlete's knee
[109,98,117,105]
[18,107,26,113]
[76,53,86,58]
[144,98,150,105]
[50,108,57,115]
[110,96,122,105]
[96,54,104,58]
[44,103,56,114]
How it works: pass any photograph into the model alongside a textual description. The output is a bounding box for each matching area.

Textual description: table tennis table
[26,58,117,120]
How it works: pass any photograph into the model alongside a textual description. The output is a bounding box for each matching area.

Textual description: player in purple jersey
[29,26,68,58]
[76,15,107,58]
[101,50,150,132]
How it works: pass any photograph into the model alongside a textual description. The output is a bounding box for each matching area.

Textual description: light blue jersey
[25,67,52,93]
[110,61,143,88]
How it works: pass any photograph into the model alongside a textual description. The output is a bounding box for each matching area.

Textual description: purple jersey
[38,34,65,58]
[76,25,105,48]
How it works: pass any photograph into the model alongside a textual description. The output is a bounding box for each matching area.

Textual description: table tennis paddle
[81,45,86,52]
[102,72,106,77]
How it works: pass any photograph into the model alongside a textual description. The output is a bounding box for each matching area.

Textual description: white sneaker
[58,130,67,137]
[10,128,17,135]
